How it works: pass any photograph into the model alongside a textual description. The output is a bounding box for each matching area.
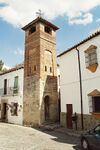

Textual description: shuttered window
[13,76,18,94]
[88,96,100,113]
[88,96,93,113]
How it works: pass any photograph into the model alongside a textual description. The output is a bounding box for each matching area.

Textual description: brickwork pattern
[23,19,59,126]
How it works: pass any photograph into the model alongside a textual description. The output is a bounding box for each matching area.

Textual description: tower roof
[22,17,59,31]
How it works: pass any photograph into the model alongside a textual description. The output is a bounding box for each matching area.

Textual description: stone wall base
[76,114,100,130]
[60,112,100,130]
[60,112,67,127]
[23,121,40,128]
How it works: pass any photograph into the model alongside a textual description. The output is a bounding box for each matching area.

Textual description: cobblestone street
[0,123,81,150]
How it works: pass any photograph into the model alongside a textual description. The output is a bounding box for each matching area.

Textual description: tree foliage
[0,60,4,71]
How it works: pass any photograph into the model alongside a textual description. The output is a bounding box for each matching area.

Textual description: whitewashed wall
[59,35,100,115]
[0,68,24,125]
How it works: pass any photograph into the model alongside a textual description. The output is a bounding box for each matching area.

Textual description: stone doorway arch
[44,96,50,121]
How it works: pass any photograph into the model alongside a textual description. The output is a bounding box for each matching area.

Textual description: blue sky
[0,0,100,67]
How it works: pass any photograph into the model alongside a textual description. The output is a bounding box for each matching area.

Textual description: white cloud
[96,18,100,22]
[69,13,93,25]
[14,48,24,56]
[0,0,100,27]
[10,48,24,56]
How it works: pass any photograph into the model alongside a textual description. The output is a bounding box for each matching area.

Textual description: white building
[58,31,100,130]
[0,63,60,125]
[0,64,24,125]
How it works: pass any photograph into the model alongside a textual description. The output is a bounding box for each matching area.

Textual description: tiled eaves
[22,17,59,31]
[57,31,100,57]
[0,65,24,76]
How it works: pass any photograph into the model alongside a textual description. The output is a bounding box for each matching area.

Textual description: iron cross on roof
[36,9,44,18]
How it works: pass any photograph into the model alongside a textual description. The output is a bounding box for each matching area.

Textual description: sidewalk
[39,122,86,137]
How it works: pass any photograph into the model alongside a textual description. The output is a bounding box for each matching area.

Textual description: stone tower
[22,17,59,126]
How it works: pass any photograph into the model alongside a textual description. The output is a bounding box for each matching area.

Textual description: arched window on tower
[29,26,36,35]
[44,26,52,35]
[34,65,37,71]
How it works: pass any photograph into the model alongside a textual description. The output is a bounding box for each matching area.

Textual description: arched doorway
[44,96,50,121]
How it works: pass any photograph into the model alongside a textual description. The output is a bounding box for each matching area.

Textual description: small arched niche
[44,95,50,121]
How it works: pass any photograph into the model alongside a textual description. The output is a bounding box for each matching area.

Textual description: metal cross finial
[36,9,43,18]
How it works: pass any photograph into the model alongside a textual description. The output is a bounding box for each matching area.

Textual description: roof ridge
[22,17,59,31]
[0,63,24,76]
[58,31,100,57]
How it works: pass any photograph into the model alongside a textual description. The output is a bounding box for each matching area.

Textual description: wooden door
[66,104,73,129]
[2,103,7,120]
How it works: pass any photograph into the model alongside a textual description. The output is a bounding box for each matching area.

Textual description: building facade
[0,64,24,125]
[22,17,59,126]
[58,31,100,130]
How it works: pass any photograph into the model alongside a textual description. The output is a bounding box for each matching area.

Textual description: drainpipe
[76,47,84,130]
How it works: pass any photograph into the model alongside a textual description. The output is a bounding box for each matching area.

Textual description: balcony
[0,87,19,97]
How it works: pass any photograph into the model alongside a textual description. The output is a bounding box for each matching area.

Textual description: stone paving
[0,123,81,150]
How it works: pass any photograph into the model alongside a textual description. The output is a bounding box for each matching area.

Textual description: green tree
[0,60,4,71]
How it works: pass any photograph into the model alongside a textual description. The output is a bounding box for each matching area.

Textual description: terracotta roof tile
[22,17,59,31]
[0,63,24,76]
[58,31,100,57]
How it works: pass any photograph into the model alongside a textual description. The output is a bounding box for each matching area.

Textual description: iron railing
[0,87,19,96]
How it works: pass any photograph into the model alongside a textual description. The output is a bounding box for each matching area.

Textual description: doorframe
[1,99,8,122]
[44,95,50,121]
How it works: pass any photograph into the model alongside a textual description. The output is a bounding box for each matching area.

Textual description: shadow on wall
[40,75,60,124]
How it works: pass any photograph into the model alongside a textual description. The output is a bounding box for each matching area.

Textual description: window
[4,79,7,95]
[85,49,97,67]
[89,96,100,113]
[34,65,37,71]
[11,103,18,116]
[85,45,98,72]
[29,26,36,35]
[50,67,52,73]
[45,66,47,72]
[93,97,100,112]
[45,26,52,34]
[13,76,18,94]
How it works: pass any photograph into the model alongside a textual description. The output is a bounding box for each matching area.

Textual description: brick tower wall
[23,20,59,126]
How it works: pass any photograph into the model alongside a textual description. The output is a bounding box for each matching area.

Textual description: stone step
[40,122,61,131]
[0,119,8,123]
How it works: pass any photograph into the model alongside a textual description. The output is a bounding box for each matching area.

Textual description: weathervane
[36,9,44,18]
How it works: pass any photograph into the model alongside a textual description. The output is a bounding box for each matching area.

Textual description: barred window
[85,48,97,67]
